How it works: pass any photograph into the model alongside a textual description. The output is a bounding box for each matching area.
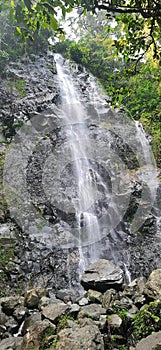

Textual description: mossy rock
[132,301,161,341]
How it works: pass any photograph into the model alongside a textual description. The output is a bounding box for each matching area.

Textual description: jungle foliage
[0,1,160,63]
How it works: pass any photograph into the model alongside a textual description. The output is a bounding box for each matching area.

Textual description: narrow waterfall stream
[54,54,102,274]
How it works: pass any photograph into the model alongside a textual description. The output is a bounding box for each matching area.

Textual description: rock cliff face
[0,52,161,296]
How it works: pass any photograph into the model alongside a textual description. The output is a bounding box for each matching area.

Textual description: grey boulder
[81,259,124,292]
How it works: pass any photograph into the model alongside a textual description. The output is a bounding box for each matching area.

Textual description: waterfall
[3,52,160,290]
[54,54,102,273]
[53,54,159,283]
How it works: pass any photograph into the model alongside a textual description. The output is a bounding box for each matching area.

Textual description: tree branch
[94,1,161,19]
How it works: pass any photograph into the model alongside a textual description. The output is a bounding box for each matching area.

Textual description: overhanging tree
[0,0,160,62]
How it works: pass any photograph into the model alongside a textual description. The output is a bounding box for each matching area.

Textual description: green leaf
[50,15,58,30]
[61,5,66,18]
[10,0,15,8]
[16,26,22,35]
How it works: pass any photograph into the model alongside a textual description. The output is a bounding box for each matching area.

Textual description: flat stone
[81,259,124,292]
[56,324,104,350]
[78,303,106,321]
[42,302,69,323]
[56,289,79,303]
[136,331,161,350]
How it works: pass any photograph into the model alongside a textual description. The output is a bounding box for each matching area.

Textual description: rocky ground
[1,259,161,349]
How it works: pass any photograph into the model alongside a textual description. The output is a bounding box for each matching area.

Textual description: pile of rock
[1,259,161,349]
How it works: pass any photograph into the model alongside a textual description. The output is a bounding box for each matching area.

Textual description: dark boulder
[81,259,124,292]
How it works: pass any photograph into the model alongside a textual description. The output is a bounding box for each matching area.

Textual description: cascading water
[54,54,102,274]
[54,54,159,284]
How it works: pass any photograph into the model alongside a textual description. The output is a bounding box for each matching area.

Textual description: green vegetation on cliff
[55,12,161,167]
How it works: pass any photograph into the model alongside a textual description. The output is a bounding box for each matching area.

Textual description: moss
[5,78,26,98]
[57,315,75,332]
[43,336,58,349]
[112,306,128,320]
[40,326,56,350]
[132,301,161,341]
[86,312,94,319]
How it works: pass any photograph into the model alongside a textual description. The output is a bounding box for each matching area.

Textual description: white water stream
[54,54,102,273]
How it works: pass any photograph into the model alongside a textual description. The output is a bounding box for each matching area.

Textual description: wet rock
[5,316,19,335]
[81,259,124,292]
[144,269,161,299]
[38,296,52,310]
[98,314,107,331]
[86,289,103,304]
[108,314,122,329]
[112,295,135,314]
[78,297,89,306]
[68,303,80,317]
[24,288,47,308]
[1,296,24,316]
[0,305,8,325]
[22,312,42,335]
[13,306,28,323]
[102,289,117,309]
[22,319,56,349]
[126,304,138,319]
[0,336,23,350]
[56,289,79,303]
[42,302,69,323]
[136,331,161,350]
[139,214,157,235]
[123,277,146,297]
[56,324,104,350]
[78,303,106,321]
